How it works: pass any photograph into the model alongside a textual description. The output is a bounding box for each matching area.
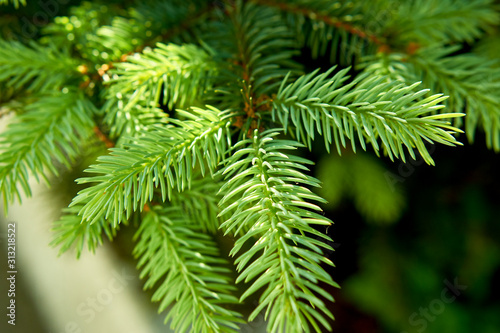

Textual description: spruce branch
[170,176,224,234]
[92,0,216,63]
[108,43,215,111]
[50,204,124,259]
[71,106,232,226]
[272,66,464,165]
[361,47,500,150]
[219,0,299,118]
[253,0,382,63]
[252,0,384,46]
[0,40,79,92]
[0,0,25,8]
[386,0,499,45]
[51,174,221,258]
[219,129,337,333]
[43,0,217,78]
[102,42,214,139]
[475,34,500,61]
[102,96,169,141]
[1,1,494,332]
[0,92,96,208]
[134,205,243,333]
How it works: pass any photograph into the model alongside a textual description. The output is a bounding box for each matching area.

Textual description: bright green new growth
[0,92,95,208]
[219,129,338,332]
[134,205,243,333]
[0,0,498,332]
[273,66,464,164]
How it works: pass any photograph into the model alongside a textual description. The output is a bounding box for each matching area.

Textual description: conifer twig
[249,0,387,47]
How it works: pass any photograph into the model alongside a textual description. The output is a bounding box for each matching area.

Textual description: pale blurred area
[0,173,168,333]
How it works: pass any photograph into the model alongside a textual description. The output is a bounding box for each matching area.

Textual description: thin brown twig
[93,126,114,148]
[249,0,388,48]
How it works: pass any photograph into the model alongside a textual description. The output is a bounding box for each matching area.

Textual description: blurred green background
[320,141,500,333]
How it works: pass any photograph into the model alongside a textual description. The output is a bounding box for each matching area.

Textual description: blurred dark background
[323,137,500,333]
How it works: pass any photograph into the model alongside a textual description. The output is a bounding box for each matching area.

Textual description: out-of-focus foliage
[340,145,500,333]
[316,151,405,224]
[0,0,26,9]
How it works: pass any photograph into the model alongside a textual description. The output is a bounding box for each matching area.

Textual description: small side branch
[250,0,387,47]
